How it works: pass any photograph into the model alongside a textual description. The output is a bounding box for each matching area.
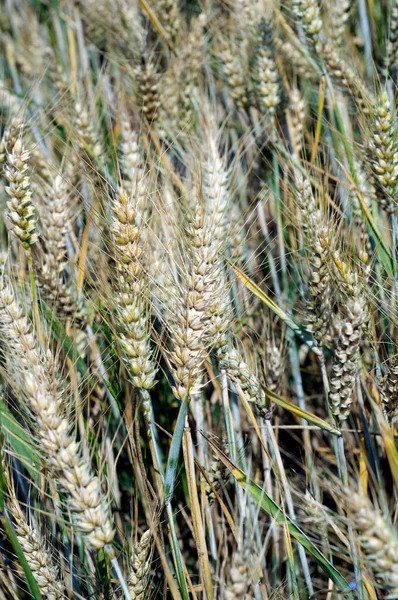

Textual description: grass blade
[164,395,189,504]
[226,259,322,356]
[0,398,41,484]
[263,387,340,435]
[204,436,354,598]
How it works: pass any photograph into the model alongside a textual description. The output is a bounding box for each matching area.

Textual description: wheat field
[0,0,398,598]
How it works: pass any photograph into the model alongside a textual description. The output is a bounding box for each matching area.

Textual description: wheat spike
[112,188,157,392]
[329,257,368,421]
[0,280,115,550]
[345,490,398,595]
[292,0,323,43]
[4,136,39,249]
[368,90,398,213]
[4,466,67,600]
[128,530,153,600]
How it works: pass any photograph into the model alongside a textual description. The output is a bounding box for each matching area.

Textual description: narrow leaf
[227,260,322,356]
[164,396,189,504]
[264,387,340,435]
[0,399,41,484]
[204,436,353,598]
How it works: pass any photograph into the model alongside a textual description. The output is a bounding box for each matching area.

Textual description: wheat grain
[219,41,249,109]
[294,170,332,344]
[254,20,280,117]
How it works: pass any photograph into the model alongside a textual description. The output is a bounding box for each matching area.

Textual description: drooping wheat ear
[4,136,39,249]
[294,170,332,344]
[328,256,368,421]
[4,466,67,599]
[218,342,267,411]
[386,0,398,75]
[112,188,157,392]
[317,41,373,112]
[219,41,249,109]
[204,435,229,504]
[224,549,251,600]
[367,90,398,213]
[0,118,23,166]
[291,0,323,43]
[258,339,283,396]
[135,57,161,124]
[344,490,398,595]
[128,529,153,600]
[254,20,280,118]
[298,491,329,535]
[329,0,351,45]
[0,281,115,550]
[288,87,306,156]
[380,354,398,420]
[167,203,226,400]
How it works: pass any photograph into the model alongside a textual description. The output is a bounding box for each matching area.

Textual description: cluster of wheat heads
[2,0,398,599]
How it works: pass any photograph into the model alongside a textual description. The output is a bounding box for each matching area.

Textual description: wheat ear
[329,256,368,421]
[0,280,114,550]
[128,529,153,600]
[4,136,39,249]
[368,90,398,213]
[344,490,398,595]
[291,0,323,43]
[112,188,157,392]
[4,465,67,599]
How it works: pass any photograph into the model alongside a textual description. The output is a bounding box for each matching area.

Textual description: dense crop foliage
[1,1,398,599]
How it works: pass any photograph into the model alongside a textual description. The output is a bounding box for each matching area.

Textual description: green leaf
[263,387,340,435]
[204,436,354,598]
[226,260,322,356]
[0,398,41,485]
[164,396,189,505]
